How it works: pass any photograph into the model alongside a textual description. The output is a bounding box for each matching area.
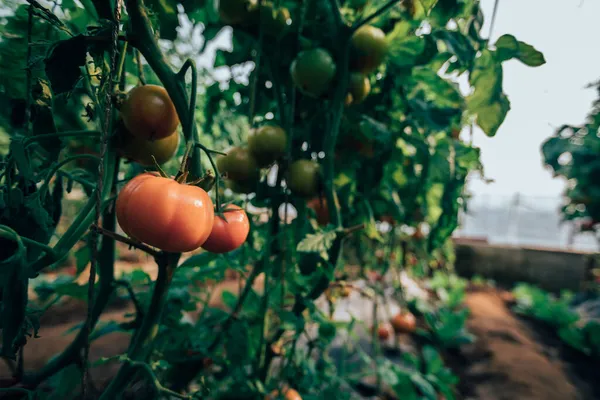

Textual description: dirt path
[457,290,586,400]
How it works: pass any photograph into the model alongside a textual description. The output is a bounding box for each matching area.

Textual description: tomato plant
[0,0,544,398]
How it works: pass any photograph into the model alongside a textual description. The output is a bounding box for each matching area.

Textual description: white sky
[469,0,600,198]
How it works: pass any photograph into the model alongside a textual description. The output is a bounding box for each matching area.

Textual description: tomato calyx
[214,202,244,221]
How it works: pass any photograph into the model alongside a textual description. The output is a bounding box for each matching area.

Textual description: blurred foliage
[542,82,600,236]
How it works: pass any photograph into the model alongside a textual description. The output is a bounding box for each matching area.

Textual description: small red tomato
[391,312,417,334]
[201,204,250,253]
[116,173,214,252]
[378,325,390,340]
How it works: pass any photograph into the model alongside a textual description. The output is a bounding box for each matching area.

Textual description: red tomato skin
[116,173,215,253]
[201,204,250,253]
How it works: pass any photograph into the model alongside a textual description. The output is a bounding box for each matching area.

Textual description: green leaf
[178,251,220,268]
[221,290,238,310]
[419,0,439,13]
[475,94,511,137]
[75,245,90,274]
[422,345,444,374]
[45,35,88,95]
[410,372,438,399]
[467,49,502,110]
[386,22,426,68]
[146,0,181,40]
[494,34,546,67]
[297,229,338,258]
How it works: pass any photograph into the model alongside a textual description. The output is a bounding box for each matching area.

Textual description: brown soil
[2,267,597,400]
[454,289,594,400]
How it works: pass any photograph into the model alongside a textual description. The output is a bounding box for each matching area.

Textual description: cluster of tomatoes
[218,0,386,104]
[115,85,250,255]
[290,23,386,106]
[216,125,322,199]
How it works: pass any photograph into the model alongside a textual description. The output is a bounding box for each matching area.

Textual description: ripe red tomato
[218,0,257,25]
[287,160,320,197]
[120,85,179,140]
[116,173,214,253]
[247,125,287,167]
[290,48,336,98]
[347,72,371,104]
[119,130,180,166]
[350,25,388,74]
[378,325,390,340]
[307,197,330,225]
[390,312,416,334]
[216,147,260,183]
[201,204,250,254]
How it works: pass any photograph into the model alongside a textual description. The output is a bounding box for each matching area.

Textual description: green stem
[115,41,129,89]
[98,252,179,400]
[22,182,118,385]
[353,0,402,31]
[23,130,101,147]
[37,155,101,200]
[127,360,191,399]
[29,149,117,275]
[195,143,221,210]
[0,226,58,260]
[124,0,201,177]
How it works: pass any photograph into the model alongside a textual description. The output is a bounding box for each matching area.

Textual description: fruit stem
[194,143,221,211]
[124,0,202,178]
[352,0,402,32]
[23,130,102,147]
[91,224,160,257]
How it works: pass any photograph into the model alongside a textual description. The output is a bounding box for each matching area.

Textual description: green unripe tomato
[287,159,320,197]
[350,25,387,74]
[218,0,257,25]
[290,48,336,98]
[347,73,371,105]
[247,125,287,167]
[216,147,259,183]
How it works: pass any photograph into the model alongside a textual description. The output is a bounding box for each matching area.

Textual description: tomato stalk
[98,252,180,400]
[29,148,117,275]
[23,130,102,147]
[37,154,101,200]
[22,179,118,385]
[352,0,402,31]
[124,0,203,178]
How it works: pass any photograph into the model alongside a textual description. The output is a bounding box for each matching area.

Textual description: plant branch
[327,0,345,28]
[124,0,202,177]
[114,280,144,321]
[91,225,160,258]
[353,0,402,31]
[22,188,118,386]
[127,360,191,399]
[98,252,180,399]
